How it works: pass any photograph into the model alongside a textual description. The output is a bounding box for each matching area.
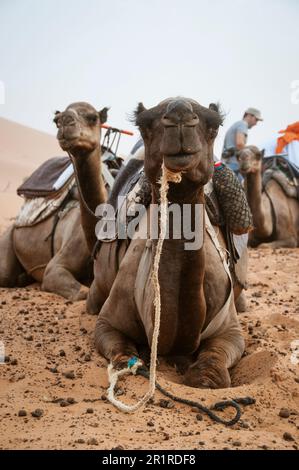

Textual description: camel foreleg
[184,314,244,389]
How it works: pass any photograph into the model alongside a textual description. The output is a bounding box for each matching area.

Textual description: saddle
[17,148,123,199]
[17,156,72,199]
[94,162,250,283]
[15,149,123,229]
[262,155,299,200]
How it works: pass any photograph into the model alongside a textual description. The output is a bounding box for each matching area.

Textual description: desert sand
[0,119,298,450]
[0,117,62,229]
[0,247,298,450]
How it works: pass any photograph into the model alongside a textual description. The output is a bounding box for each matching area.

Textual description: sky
[0,0,299,157]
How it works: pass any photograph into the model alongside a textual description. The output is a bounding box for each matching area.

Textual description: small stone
[87,438,98,446]
[86,408,94,414]
[67,397,76,404]
[199,441,205,446]
[63,371,75,379]
[18,410,27,417]
[74,345,81,351]
[191,406,199,412]
[10,359,18,365]
[279,408,290,418]
[84,354,91,362]
[111,445,124,450]
[163,432,170,440]
[31,409,44,418]
[50,367,58,373]
[196,414,203,421]
[76,438,85,444]
[59,350,66,357]
[147,420,155,427]
[159,399,174,409]
[283,432,294,441]
[232,441,242,447]
[25,335,33,341]
[60,400,69,407]
[101,394,107,401]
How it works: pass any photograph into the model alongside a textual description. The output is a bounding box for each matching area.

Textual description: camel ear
[135,102,147,116]
[99,107,109,124]
[53,110,61,124]
[260,148,265,158]
[209,103,219,113]
[207,102,224,129]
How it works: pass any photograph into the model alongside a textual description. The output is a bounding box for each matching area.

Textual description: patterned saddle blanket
[262,156,299,200]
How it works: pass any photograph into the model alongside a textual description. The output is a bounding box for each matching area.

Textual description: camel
[238,146,299,248]
[63,97,247,389]
[0,102,109,300]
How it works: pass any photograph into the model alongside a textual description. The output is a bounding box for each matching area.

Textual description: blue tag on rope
[127,356,138,369]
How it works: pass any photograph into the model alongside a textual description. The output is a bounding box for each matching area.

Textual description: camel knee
[86,281,106,314]
[235,291,247,313]
[42,263,83,300]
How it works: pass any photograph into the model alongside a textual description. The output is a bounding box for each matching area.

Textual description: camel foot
[72,285,89,301]
[183,353,231,389]
[111,353,144,370]
[235,291,247,313]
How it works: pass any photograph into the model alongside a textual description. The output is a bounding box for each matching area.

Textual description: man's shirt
[223,120,248,153]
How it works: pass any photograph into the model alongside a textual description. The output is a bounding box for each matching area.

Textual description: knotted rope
[107,164,181,412]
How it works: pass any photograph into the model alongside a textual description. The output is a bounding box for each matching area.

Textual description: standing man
[222,107,263,179]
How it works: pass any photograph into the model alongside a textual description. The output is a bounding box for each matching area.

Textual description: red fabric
[276,121,299,154]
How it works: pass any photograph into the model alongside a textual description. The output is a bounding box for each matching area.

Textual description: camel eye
[86,113,98,125]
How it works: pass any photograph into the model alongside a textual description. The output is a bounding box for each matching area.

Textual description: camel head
[54,102,109,154]
[237,146,265,175]
[134,97,223,188]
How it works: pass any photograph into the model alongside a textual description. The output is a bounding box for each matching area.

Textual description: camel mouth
[58,136,96,152]
[239,165,251,174]
[163,153,195,171]
[58,136,79,150]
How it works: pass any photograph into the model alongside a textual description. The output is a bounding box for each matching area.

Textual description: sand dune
[0,117,63,229]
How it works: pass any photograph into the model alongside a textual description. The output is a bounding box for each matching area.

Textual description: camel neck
[245,170,273,239]
[151,185,206,355]
[71,146,107,252]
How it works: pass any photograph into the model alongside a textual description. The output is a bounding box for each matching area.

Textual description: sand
[0,247,298,450]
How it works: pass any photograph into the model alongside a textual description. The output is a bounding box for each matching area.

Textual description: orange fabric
[276,121,299,154]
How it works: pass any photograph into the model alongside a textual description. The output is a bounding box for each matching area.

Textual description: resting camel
[59,97,247,389]
[238,146,299,248]
[0,103,108,300]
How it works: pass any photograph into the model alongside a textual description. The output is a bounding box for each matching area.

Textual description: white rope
[107,163,182,412]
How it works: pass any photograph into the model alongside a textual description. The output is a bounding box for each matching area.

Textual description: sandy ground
[0,247,298,450]
[0,117,62,228]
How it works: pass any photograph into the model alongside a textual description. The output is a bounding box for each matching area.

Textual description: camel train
[0,98,298,389]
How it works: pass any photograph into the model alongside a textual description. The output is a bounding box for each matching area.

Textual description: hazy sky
[0,0,298,156]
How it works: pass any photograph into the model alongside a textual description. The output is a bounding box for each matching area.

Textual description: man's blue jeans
[223,160,243,183]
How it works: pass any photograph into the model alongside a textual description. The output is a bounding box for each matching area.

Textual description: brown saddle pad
[17,156,72,198]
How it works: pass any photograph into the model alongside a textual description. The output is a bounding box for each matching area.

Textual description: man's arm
[235,131,246,150]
